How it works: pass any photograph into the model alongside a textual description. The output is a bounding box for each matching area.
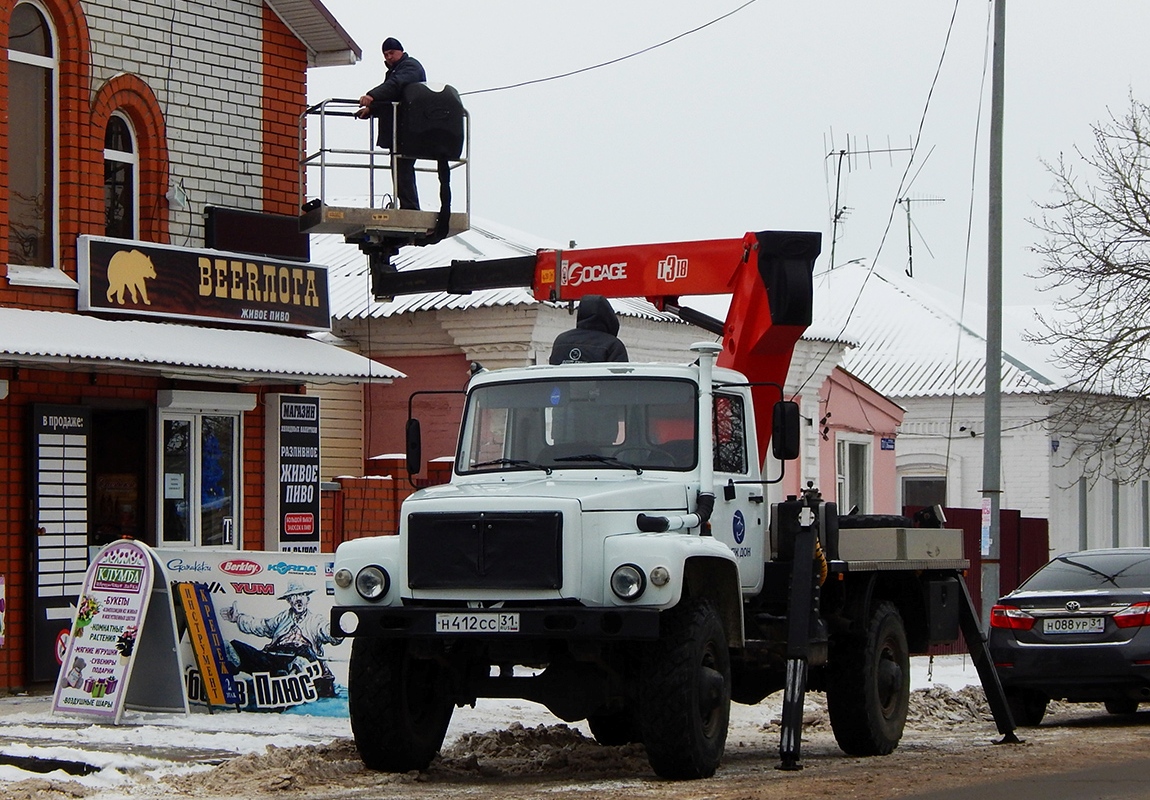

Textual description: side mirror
[405,418,423,476]
[771,400,800,461]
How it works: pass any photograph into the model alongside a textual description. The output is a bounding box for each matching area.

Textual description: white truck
[329,230,1015,779]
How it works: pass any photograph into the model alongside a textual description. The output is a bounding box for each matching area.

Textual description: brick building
[0,0,398,691]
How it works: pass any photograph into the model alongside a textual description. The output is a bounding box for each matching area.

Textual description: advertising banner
[157,549,346,715]
[265,395,321,553]
[174,582,241,707]
[30,404,91,682]
[52,540,156,722]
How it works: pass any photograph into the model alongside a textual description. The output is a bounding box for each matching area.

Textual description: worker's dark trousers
[396,157,419,210]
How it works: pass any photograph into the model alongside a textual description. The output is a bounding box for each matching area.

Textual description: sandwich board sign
[52,539,187,723]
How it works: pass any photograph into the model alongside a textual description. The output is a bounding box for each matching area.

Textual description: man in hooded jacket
[356,37,426,209]
[549,295,629,364]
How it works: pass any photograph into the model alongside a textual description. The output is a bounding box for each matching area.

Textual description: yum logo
[231,582,275,595]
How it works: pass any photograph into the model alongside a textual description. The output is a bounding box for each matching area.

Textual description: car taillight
[1113,601,1150,629]
[990,604,1036,630]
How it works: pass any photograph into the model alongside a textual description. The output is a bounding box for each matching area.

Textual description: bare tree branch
[1030,95,1150,480]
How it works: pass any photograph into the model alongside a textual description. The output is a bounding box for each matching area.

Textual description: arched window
[8,1,56,267]
[104,114,138,239]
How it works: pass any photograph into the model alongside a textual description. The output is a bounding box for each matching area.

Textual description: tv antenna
[896,194,945,277]
[824,132,913,271]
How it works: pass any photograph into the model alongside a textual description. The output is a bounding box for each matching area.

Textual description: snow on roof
[811,262,1062,397]
[314,217,684,325]
[0,307,399,385]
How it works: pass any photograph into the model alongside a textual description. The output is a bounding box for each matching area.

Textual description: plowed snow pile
[163,684,997,793]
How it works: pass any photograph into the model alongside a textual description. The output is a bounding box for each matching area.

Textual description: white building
[816,261,1149,556]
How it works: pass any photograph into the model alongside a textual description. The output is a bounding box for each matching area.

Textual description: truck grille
[407,511,563,590]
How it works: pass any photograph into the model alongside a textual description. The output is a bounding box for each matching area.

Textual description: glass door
[160,413,238,547]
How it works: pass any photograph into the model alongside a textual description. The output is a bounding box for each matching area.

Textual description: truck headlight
[610,563,646,601]
[355,565,390,601]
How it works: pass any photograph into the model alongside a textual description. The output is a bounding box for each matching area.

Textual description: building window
[713,393,748,474]
[104,114,138,239]
[836,436,871,514]
[8,2,56,267]
[903,476,947,509]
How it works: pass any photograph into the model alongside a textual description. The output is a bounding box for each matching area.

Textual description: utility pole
[981,0,1005,628]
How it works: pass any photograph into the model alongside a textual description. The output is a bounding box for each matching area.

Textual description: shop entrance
[90,408,150,547]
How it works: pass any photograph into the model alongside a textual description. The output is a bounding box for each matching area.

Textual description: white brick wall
[896,393,1150,557]
[82,0,266,244]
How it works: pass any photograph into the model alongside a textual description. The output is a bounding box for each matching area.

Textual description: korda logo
[657,255,688,283]
[561,259,627,287]
[219,559,263,576]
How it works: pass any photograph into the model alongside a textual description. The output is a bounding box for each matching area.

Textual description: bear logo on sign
[106,249,157,305]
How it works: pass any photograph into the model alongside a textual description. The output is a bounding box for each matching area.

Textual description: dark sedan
[988,547,1150,725]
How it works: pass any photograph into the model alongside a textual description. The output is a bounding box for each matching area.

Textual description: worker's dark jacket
[549,295,629,364]
[366,53,426,148]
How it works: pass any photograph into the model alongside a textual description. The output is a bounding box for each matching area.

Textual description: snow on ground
[0,655,980,795]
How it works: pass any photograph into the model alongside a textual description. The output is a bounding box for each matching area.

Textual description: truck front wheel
[826,601,910,756]
[348,636,454,772]
[638,598,731,779]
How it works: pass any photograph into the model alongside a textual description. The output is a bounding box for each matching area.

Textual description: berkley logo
[560,259,627,287]
[219,559,263,576]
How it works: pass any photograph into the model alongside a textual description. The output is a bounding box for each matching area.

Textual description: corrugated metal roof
[314,218,684,324]
[811,262,1059,397]
[0,307,399,385]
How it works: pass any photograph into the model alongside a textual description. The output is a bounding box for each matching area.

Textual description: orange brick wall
[321,460,454,551]
[0,367,159,691]
[262,4,307,215]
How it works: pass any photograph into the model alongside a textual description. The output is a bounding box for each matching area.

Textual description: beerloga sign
[77,235,331,332]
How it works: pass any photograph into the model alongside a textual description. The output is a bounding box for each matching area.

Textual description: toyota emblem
[1066,600,1081,612]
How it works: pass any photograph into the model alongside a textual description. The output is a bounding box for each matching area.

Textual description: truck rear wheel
[638,598,731,779]
[826,600,909,756]
[348,636,454,772]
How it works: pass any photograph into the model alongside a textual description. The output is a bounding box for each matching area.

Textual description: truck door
[710,391,765,593]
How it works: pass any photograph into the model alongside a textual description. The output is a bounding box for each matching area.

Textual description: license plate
[435,612,520,634]
[1042,616,1105,634]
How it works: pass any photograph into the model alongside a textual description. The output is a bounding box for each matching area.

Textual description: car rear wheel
[1104,698,1139,715]
[1005,688,1048,726]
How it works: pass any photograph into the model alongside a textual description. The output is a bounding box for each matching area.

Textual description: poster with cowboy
[157,549,347,714]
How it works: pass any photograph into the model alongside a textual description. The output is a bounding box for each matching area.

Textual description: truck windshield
[458,377,698,473]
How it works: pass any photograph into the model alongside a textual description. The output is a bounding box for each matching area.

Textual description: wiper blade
[553,453,642,474]
[1055,556,1120,587]
[471,458,552,475]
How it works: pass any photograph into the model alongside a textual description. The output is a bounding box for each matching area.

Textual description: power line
[460,1,758,96]
[794,0,963,400]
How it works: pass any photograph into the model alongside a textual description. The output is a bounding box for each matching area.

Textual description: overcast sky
[305,1,1150,307]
